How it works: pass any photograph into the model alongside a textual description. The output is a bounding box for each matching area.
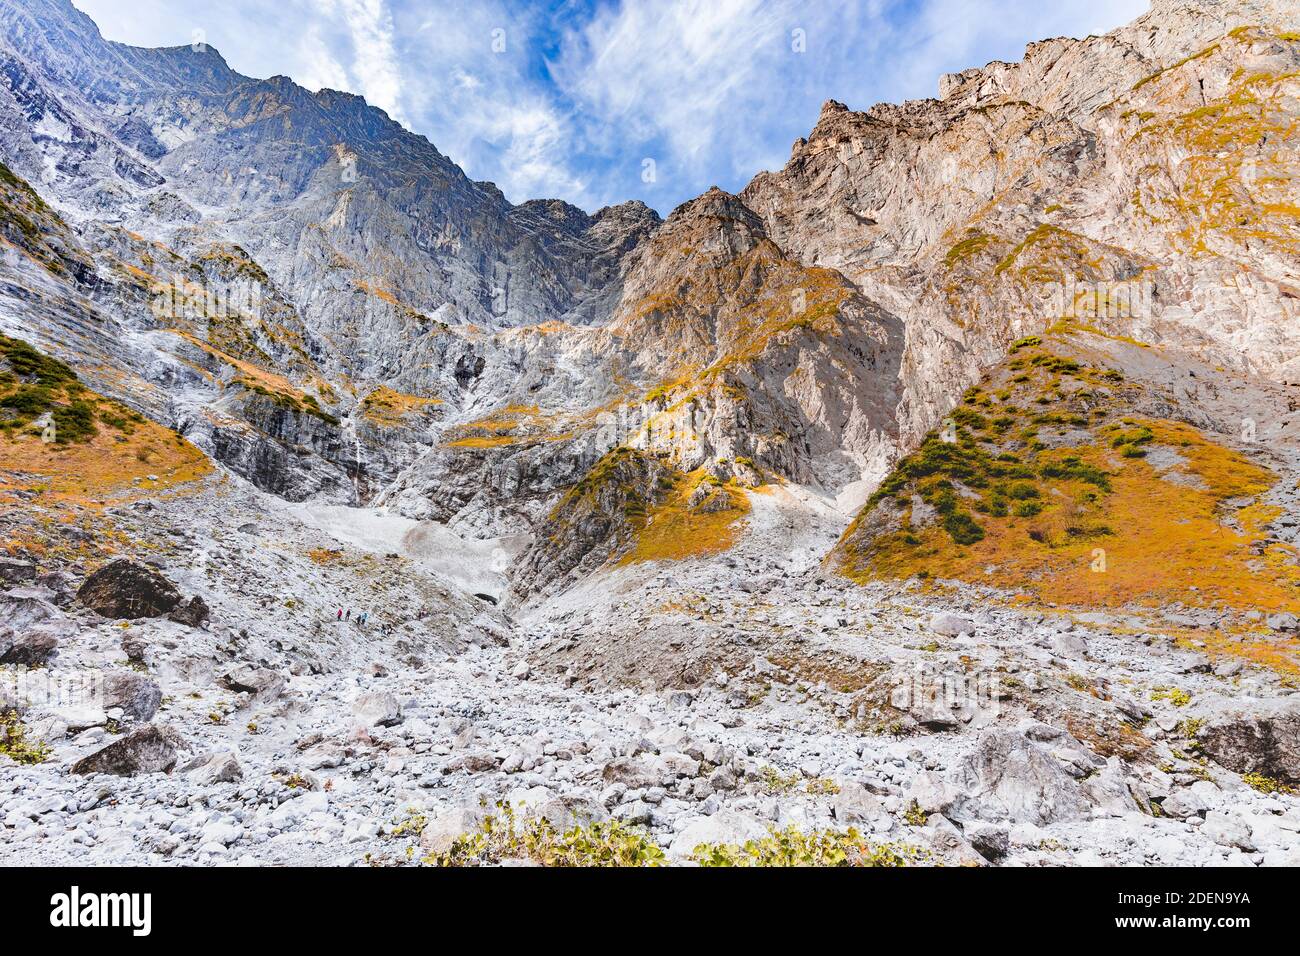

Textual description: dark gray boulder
[1198,699,1300,785]
[70,724,185,776]
[76,559,181,619]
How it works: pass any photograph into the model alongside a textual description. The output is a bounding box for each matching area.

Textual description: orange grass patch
[842,419,1299,615]
[621,470,750,564]
[0,421,210,504]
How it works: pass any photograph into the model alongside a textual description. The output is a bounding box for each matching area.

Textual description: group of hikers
[334,605,432,634]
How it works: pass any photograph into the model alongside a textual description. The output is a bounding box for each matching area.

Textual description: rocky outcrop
[669,810,768,860]
[219,665,284,700]
[916,725,1136,827]
[1198,699,1300,785]
[168,596,210,628]
[742,2,1300,444]
[102,671,163,722]
[351,691,403,728]
[511,447,674,598]
[0,558,35,587]
[0,588,70,665]
[603,187,902,491]
[0,628,59,667]
[179,750,244,786]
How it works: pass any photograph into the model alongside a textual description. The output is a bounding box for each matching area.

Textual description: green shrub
[0,335,99,441]
[903,800,929,827]
[943,510,985,545]
[428,803,665,867]
[951,407,987,430]
[1003,481,1039,500]
[0,710,51,764]
[760,765,803,795]
[1242,772,1293,795]
[0,334,77,387]
[691,826,925,867]
[1150,686,1192,707]
[1040,455,1111,491]
[51,399,97,443]
[1110,425,1154,449]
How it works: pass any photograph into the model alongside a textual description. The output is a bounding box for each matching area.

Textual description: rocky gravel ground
[2,474,1299,867]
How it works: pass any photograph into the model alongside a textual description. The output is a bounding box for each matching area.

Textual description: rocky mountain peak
[512,198,595,234]
[653,186,768,257]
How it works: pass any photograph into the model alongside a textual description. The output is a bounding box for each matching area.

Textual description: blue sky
[74,0,1148,214]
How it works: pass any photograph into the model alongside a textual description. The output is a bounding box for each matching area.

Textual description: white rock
[352,692,403,727]
[669,810,768,860]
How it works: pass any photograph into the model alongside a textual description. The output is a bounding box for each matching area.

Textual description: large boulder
[930,612,976,638]
[300,740,346,770]
[352,691,402,727]
[0,587,71,666]
[941,725,1121,826]
[179,750,244,786]
[76,559,181,620]
[534,794,609,832]
[0,558,35,587]
[35,570,77,607]
[102,671,162,721]
[1,586,63,630]
[601,756,671,789]
[831,780,886,824]
[1197,698,1300,785]
[219,664,284,700]
[922,815,987,867]
[168,595,210,628]
[70,724,184,776]
[963,821,1010,861]
[0,629,61,667]
[419,804,488,856]
[1201,810,1255,852]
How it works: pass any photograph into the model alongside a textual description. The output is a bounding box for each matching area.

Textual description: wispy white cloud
[291,23,351,93]
[383,1,589,201]
[320,0,406,122]
[557,0,799,200]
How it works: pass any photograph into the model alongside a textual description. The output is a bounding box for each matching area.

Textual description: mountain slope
[832,327,1300,675]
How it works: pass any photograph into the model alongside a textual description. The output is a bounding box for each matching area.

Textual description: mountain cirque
[1,0,1300,866]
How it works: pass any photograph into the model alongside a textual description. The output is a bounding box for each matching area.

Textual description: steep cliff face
[0,0,665,503]
[741,0,1300,447]
[602,187,902,493]
[378,186,905,546]
[0,0,659,334]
